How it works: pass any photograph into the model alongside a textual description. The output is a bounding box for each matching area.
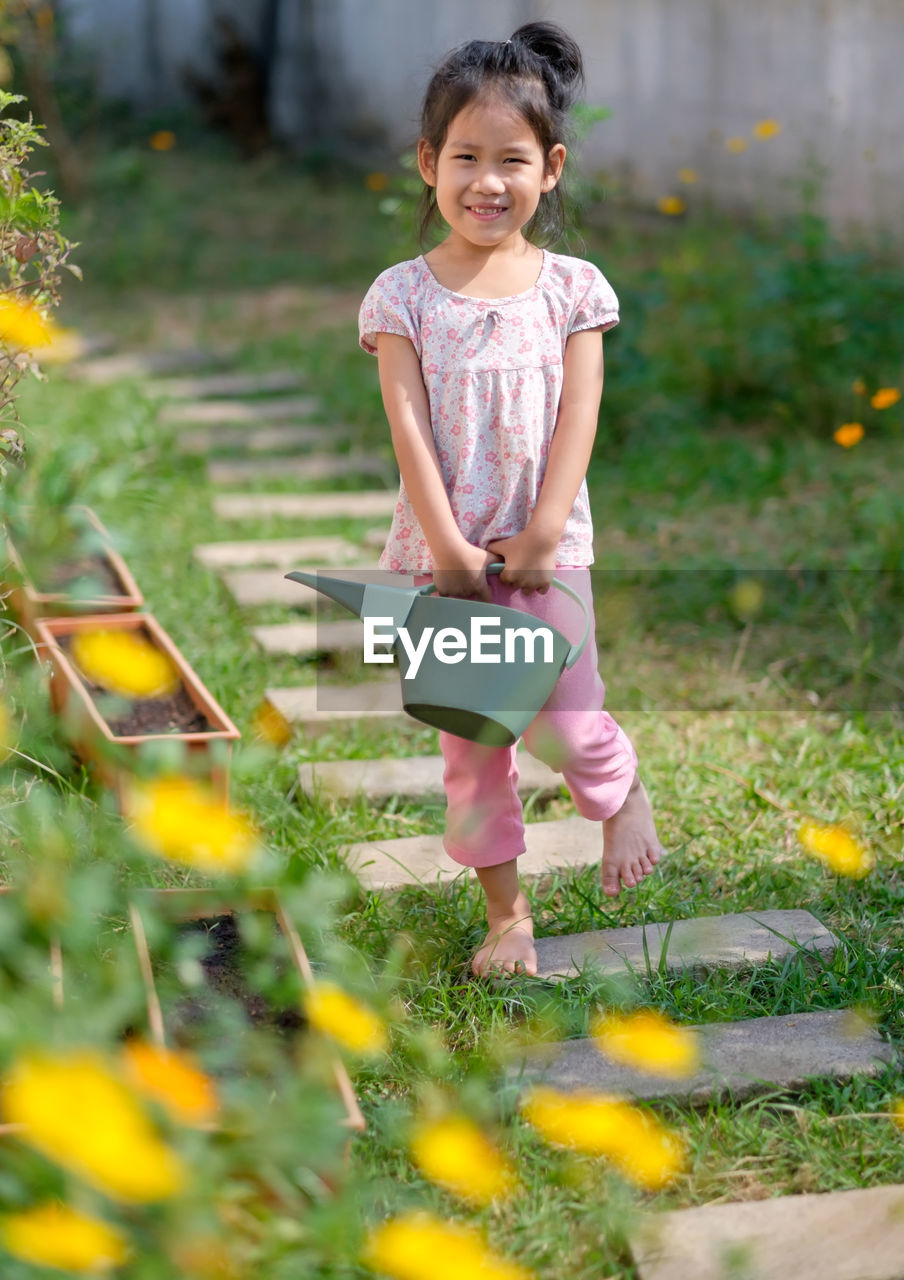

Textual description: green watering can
[284,564,592,746]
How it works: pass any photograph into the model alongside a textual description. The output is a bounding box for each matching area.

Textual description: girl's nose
[471,167,506,194]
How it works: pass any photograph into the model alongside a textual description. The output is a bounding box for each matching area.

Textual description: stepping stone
[299,752,563,803]
[630,1183,904,1280]
[222,565,379,608]
[265,682,408,733]
[206,454,392,486]
[214,491,398,520]
[343,815,599,891]
[179,423,339,456]
[533,910,839,983]
[70,348,230,383]
[194,536,360,570]
[252,618,365,657]
[152,370,303,399]
[363,526,388,549]
[160,394,320,424]
[512,1009,893,1105]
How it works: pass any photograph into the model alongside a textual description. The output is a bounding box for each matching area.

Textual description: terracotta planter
[130,887,366,1136]
[33,611,240,796]
[4,506,143,637]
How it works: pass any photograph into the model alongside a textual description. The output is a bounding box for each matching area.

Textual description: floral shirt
[359,250,619,572]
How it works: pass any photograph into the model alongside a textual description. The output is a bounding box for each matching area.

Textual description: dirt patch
[45,553,123,597]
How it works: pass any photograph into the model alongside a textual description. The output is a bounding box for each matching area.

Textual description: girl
[359,21,662,976]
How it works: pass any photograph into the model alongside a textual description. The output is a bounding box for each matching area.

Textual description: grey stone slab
[363,526,389,549]
[252,618,365,656]
[194,537,360,570]
[179,423,338,456]
[513,1009,894,1104]
[631,1183,904,1280]
[222,564,380,608]
[213,491,399,520]
[534,910,839,983]
[265,682,408,733]
[152,370,303,399]
[206,454,392,486]
[69,349,231,383]
[161,394,320,424]
[300,751,562,803]
[343,815,598,891]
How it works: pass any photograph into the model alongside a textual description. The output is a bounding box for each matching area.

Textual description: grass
[7,136,904,1277]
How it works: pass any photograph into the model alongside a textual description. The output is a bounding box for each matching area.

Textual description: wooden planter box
[4,506,143,637]
[129,888,365,1136]
[34,611,240,796]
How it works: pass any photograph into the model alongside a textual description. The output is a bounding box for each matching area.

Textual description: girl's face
[418,95,565,254]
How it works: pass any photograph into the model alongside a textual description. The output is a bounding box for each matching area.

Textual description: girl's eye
[454,154,476,161]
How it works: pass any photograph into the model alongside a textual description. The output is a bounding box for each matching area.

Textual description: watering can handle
[417,563,592,669]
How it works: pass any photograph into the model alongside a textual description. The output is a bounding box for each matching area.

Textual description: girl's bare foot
[472,862,537,977]
[601,777,662,898]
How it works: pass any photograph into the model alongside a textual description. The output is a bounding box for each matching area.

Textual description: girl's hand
[433,543,496,601]
[486,530,558,594]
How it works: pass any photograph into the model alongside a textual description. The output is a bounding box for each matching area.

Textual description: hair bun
[509,20,584,106]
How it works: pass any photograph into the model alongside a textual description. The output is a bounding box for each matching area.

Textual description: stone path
[252,618,365,657]
[179,423,340,456]
[153,370,303,399]
[512,1008,893,1104]
[264,682,408,734]
[161,394,321,424]
[194,536,360,570]
[630,1183,904,1280]
[533,909,838,982]
[213,491,397,520]
[222,565,379,609]
[70,348,233,383]
[300,751,562,804]
[207,454,391,486]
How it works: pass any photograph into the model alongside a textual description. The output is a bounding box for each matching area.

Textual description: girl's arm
[488,327,605,591]
[375,333,494,600]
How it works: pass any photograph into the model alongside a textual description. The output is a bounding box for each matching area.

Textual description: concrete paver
[265,682,408,734]
[252,618,365,656]
[300,752,563,803]
[194,537,360,569]
[207,454,392,485]
[179,423,337,455]
[161,394,321,424]
[152,370,303,399]
[214,491,398,520]
[222,565,379,608]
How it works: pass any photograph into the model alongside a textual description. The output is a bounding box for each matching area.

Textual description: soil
[58,630,215,736]
[45,553,124,598]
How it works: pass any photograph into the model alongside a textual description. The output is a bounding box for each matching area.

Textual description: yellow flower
[126,776,261,874]
[3,1051,186,1202]
[730,578,765,621]
[0,295,59,350]
[677,167,698,184]
[657,195,686,215]
[149,130,177,151]
[520,1086,685,1190]
[1,1202,130,1274]
[798,819,873,878]
[892,1099,904,1131]
[250,698,293,747]
[851,378,866,395]
[753,118,781,139]
[592,1008,701,1078]
[303,981,388,1056]
[363,1212,533,1280]
[123,1041,218,1126]
[870,387,900,410]
[833,422,864,448]
[725,137,748,153]
[70,629,180,699]
[366,171,390,191]
[409,1114,515,1205]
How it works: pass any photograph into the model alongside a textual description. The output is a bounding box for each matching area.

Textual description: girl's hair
[417,21,584,246]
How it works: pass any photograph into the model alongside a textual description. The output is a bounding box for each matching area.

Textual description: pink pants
[415,568,638,869]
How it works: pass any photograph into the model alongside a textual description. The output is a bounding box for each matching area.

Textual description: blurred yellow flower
[304,981,388,1056]
[677,167,698,184]
[851,378,866,395]
[725,137,748,153]
[70,629,180,699]
[520,1086,685,1190]
[892,1099,904,1131]
[123,1041,218,1127]
[150,130,177,151]
[363,1212,533,1280]
[657,195,686,215]
[366,171,390,191]
[871,387,900,409]
[730,578,765,621]
[592,1008,701,1078]
[250,698,293,747]
[3,1050,186,1202]
[1,1202,129,1274]
[126,776,261,875]
[753,119,782,139]
[409,1114,515,1205]
[833,422,864,448]
[798,819,873,878]
[0,295,59,350]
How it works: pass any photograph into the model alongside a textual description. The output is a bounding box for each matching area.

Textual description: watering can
[284,564,591,746]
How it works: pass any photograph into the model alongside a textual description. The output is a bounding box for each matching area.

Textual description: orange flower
[366,172,390,191]
[0,295,59,350]
[363,1212,533,1280]
[833,423,864,448]
[409,1114,515,1205]
[677,168,698,184]
[123,1041,218,1126]
[70,629,180,699]
[656,195,686,215]
[798,819,873,878]
[250,699,293,747]
[304,981,388,1056]
[870,387,900,410]
[753,119,781,139]
[851,378,866,395]
[149,130,177,151]
[126,776,261,874]
[725,137,748,153]
[592,1008,701,1077]
[1,1203,129,1273]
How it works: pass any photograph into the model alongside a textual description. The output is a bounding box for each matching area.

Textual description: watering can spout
[284,570,368,619]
